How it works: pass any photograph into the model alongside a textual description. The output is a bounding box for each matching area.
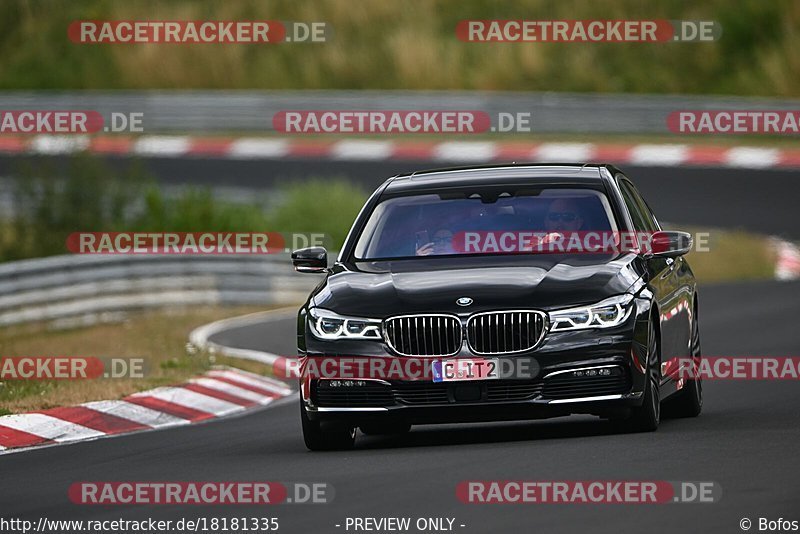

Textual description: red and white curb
[774,239,800,281]
[0,366,293,455]
[1,135,799,169]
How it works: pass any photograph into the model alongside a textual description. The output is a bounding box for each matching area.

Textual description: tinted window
[354,187,618,259]
[618,178,653,232]
[625,180,661,231]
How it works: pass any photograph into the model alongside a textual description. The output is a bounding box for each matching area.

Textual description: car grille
[314,380,545,407]
[485,381,543,402]
[542,367,631,400]
[312,368,632,408]
[393,381,543,405]
[467,311,547,354]
[383,315,462,357]
[392,382,449,404]
[314,381,394,407]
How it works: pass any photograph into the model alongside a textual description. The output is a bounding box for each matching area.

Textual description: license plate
[432,358,499,383]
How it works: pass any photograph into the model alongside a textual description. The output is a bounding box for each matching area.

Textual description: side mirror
[292,247,328,273]
[646,231,693,258]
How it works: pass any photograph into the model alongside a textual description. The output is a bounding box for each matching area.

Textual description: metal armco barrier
[1,90,799,134]
[0,253,319,327]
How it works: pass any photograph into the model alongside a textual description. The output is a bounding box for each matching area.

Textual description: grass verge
[0,305,293,414]
[680,227,778,283]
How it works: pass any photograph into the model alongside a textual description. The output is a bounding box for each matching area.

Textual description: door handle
[660,257,676,280]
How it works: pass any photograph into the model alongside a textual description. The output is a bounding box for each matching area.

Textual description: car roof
[384,163,614,193]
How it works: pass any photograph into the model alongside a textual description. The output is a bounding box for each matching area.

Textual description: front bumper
[299,296,652,425]
[304,357,643,424]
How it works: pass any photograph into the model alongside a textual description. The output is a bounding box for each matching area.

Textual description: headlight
[549,294,634,332]
[308,308,382,340]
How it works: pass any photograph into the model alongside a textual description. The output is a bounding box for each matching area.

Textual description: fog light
[571,367,620,378]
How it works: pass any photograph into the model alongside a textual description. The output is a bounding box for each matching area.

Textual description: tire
[300,399,356,451]
[359,421,411,436]
[617,318,661,433]
[664,312,703,418]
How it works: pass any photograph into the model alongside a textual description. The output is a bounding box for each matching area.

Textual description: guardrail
[0,254,319,328]
[2,90,800,134]
[1,241,795,329]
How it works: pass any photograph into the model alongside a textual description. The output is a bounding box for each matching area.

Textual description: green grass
[265,179,368,247]
[0,155,368,262]
[0,0,798,95]
[680,227,778,283]
[0,305,278,414]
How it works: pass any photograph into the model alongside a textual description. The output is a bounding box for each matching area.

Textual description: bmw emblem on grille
[456,297,473,307]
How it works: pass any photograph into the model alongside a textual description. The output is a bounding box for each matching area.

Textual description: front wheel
[300,399,356,451]
[616,318,661,433]
[664,313,703,418]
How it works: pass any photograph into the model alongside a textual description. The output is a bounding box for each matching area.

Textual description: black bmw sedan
[291,164,702,450]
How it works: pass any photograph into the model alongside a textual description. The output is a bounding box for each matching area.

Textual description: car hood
[311,255,645,317]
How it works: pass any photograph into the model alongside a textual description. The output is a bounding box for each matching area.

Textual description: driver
[544,198,584,232]
[415,228,455,256]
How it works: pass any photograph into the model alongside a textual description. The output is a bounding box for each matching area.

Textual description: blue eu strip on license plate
[432,360,444,383]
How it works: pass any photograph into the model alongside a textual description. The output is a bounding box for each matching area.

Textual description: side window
[617,178,650,232]
[623,178,660,231]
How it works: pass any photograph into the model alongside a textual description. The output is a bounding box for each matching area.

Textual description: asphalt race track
[1,280,799,533]
[1,161,799,533]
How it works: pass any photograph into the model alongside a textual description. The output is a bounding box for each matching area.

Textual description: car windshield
[353,186,618,260]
